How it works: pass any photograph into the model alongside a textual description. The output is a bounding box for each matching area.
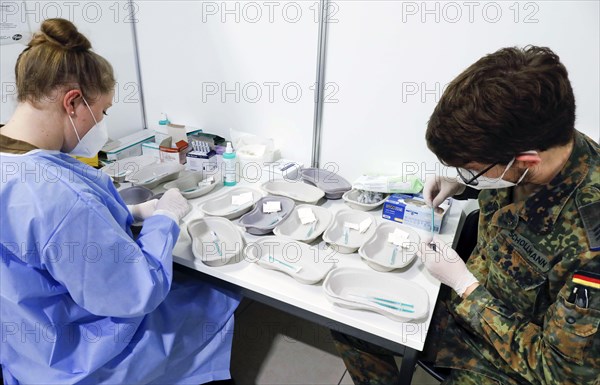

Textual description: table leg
[398,347,418,385]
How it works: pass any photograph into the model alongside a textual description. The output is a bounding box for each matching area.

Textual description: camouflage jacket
[435,131,600,385]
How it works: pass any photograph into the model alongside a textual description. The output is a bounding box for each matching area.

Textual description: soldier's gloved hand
[419,239,479,297]
[154,188,191,225]
[127,199,158,221]
[424,175,465,208]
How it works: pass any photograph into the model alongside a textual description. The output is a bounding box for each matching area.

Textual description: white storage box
[101,130,155,161]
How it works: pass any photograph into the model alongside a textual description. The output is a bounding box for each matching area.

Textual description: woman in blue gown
[0,18,240,384]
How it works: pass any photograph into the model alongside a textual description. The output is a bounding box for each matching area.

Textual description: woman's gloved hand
[418,239,479,297]
[127,199,158,221]
[154,188,191,225]
[423,175,466,208]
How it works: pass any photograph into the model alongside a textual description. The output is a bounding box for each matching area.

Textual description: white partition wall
[0,1,144,139]
[134,0,320,166]
[319,1,600,182]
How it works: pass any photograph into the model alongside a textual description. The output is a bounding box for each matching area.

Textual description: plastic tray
[239,196,296,235]
[342,189,388,211]
[187,217,245,266]
[359,222,420,272]
[163,172,220,199]
[126,162,184,189]
[199,187,265,219]
[323,267,429,321]
[101,155,158,182]
[300,168,352,200]
[244,236,336,284]
[118,185,155,205]
[261,180,325,205]
[322,210,376,253]
[273,204,333,243]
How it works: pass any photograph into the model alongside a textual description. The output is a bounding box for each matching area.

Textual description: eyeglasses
[456,162,498,186]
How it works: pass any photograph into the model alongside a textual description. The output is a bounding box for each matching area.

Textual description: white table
[155,172,465,385]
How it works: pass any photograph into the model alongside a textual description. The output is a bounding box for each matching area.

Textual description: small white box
[186,151,218,172]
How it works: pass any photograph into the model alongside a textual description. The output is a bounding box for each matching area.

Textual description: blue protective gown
[0,149,240,384]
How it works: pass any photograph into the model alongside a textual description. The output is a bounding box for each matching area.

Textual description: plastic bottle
[159,112,170,126]
[223,142,237,186]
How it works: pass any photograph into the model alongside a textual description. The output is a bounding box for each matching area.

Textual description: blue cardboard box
[382,194,452,233]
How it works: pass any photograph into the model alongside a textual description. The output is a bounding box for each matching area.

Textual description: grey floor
[231,298,441,385]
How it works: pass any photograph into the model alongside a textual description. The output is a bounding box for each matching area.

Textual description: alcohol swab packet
[232,192,253,206]
[298,207,316,224]
[388,228,411,248]
[358,217,372,233]
[263,201,282,213]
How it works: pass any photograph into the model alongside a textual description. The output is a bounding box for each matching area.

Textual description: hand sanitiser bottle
[223,142,237,186]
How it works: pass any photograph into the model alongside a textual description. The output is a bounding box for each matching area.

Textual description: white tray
[244,236,336,284]
[126,162,184,189]
[101,155,158,182]
[187,217,245,266]
[273,204,333,243]
[163,172,220,199]
[322,210,376,253]
[323,267,429,321]
[359,222,420,272]
[199,187,265,219]
[261,180,325,205]
[342,189,388,211]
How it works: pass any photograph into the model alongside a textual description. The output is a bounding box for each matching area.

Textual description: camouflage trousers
[330,331,500,385]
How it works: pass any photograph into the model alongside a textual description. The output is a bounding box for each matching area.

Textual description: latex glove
[127,199,158,221]
[154,188,191,224]
[423,175,465,208]
[419,239,478,297]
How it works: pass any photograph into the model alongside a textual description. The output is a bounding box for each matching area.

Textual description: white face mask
[457,157,530,190]
[68,97,108,158]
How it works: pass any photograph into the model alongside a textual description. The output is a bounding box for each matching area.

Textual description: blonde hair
[15,18,115,104]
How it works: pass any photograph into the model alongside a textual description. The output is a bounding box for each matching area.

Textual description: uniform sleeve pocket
[545,295,600,365]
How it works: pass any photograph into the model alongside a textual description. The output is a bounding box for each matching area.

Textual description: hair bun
[36,18,91,51]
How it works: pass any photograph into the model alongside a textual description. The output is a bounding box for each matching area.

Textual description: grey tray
[119,186,154,205]
[239,196,296,235]
[300,168,352,200]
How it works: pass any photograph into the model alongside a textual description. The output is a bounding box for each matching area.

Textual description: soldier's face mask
[457,157,530,190]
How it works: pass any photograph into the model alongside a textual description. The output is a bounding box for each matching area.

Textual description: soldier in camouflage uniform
[332,46,600,385]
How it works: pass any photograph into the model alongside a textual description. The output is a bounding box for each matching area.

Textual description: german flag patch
[573,270,600,289]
